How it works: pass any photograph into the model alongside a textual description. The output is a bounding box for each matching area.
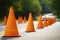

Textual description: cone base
[3,35,21,37]
[25,31,35,32]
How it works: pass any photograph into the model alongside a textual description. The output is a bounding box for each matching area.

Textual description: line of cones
[26,13,56,32]
[3,7,56,37]
[18,16,26,24]
[37,15,56,29]
[4,14,27,25]
[4,16,7,25]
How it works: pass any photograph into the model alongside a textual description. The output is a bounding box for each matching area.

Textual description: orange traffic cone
[4,7,20,37]
[18,16,20,24]
[43,17,48,27]
[4,16,7,25]
[52,18,56,23]
[50,18,54,24]
[21,16,23,23]
[48,18,53,25]
[26,12,35,32]
[18,16,22,24]
[37,14,43,29]
[24,16,26,23]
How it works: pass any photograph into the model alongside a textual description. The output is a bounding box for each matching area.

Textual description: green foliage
[38,0,50,14]
[0,0,42,20]
[13,0,42,19]
[44,0,60,17]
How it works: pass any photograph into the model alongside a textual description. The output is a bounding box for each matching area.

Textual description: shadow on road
[1,36,20,40]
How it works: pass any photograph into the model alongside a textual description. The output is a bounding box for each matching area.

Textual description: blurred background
[0,0,60,21]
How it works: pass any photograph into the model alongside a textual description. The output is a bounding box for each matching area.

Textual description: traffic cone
[18,16,21,24]
[24,16,26,23]
[4,7,20,37]
[52,18,56,23]
[26,12,35,32]
[43,17,48,27]
[4,16,7,25]
[37,14,43,29]
[18,16,22,24]
[48,18,53,25]
[50,18,54,24]
[21,16,23,23]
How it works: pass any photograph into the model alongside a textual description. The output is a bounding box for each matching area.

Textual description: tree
[0,0,42,20]
[0,0,12,20]
[44,0,60,18]
[13,0,42,19]
[38,0,50,14]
